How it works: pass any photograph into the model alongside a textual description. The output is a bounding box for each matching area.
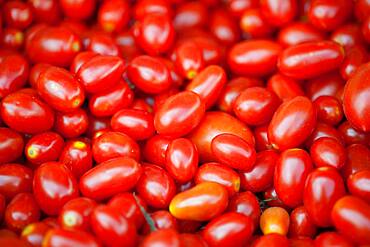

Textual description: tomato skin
[209,9,240,46]
[174,41,205,80]
[173,2,208,30]
[314,232,353,247]
[92,131,140,163]
[70,51,98,74]
[278,22,325,47]
[228,40,282,77]
[305,72,345,101]
[289,206,317,238]
[0,54,29,99]
[143,135,172,166]
[134,14,175,55]
[60,0,96,21]
[274,149,313,208]
[26,26,81,67]
[218,77,263,113]
[25,132,64,166]
[189,112,255,162]
[332,196,370,245]
[98,0,130,33]
[211,133,256,171]
[165,138,198,183]
[303,167,346,227]
[21,222,50,247]
[338,121,370,146]
[252,234,289,247]
[3,1,33,30]
[260,207,290,236]
[0,127,24,164]
[278,41,345,79]
[137,164,176,209]
[108,193,146,229]
[77,55,124,94]
[33,162,79,216]
[1,91,55,134]
[313,96,343,126]
[169,182,228,221]
[54,109,89,138]
[260,0,297,27]
[202,212,254,247]
[342,144,370,180]
[127,55,172,94]
[331,24,365,52]
[305,122,344,149]
[28,0,61,24]
[268,96,316,151]
[141,229,181,247]
[80,157,142,201]
[343,63,370,132]
[36,67,84,112]
[142,210,178,234]
[267,73,304,101]
[133,0,172,20]
[308,0,353,31]
[240,150,277,192]
[58,197,96,231]
[186,65,227,109]
[180,233,207,247]
[5,193,40,232]
[0,163,33,200]
[228,191,260,229]
[195,162,240,196]
[310,137,346,169]
[234,87,281,126]
[240,9,275,39]
[340,46,368,81]
[154,91,205,138]
[347,170,370,203]
[43,228,100,247]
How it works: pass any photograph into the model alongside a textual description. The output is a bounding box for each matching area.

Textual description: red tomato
[278,22,325,47]
[174,41,205,80]
[0,127,24,164]
[5,193,40,232]
[340,45,368,80]
[169,182,228,221]
[338,121,370,146]
[268,96,317,150]
[98,0,130,33]
[303,167,346,227]
[240,9,275,39]
[143,135,172,166]
[211,133,256,171]
[80,157,142,200]
[342,144,370,180]
[70,51,98,74]
[58,197,96,232]
[173,2,208,30]
[260,0,297,27]
[347,170,370,203]
[141,229,181,247]
[25,131,64,166]
[267,73,304,101]
[1,90,55,134]
[310,137,346,169]
[202,212,254,247]
[305,122,344,148]
[142,210,178,234]
[331,24,365,52]
[154,91,205,137]
[189,111,255,162]
[0,163,32,200]
[252,234,289,247]
[260,206,290,235]
[60,0,96,21]
[20,222,50,247]
[313,96,343,126]
[209,9,240,46]
[136,164,176,209]
[43,228,100,247]
[274,149,313,208]
[314,232,353,247]
[28,0,61,24]
[165,138,198,183]
[133,0,172,20]
[305,72,345,101]
[33,162,79,215]
[92,131,140,163]
[289,206,317,238]
[54,109,89,138]
[228,191,260,229]
[332,196,370,245]
[278,41,345,79]
[3,1,33,30]
[228,40,282,77]
[343,62,370,132]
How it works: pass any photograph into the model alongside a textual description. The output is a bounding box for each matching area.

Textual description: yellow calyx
[21,224,35,236]
[186,70,197,80]
[72,41,80,52]
[103,23,115,33]
[27,147,39,159]
[63,212,77,227]
[73,141,86,149]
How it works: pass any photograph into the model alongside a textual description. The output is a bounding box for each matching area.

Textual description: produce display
[0,0,369,246]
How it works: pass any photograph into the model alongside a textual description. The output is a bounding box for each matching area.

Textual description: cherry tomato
[169,182,228,221]
[305,72,345,101]
[28,0,61,24]
[310,137,346,169]
[342,144,370,180]
[25,131,64,166]
[268,96,316,150]
[80,157,142,201]
[143,135,172,166]
[228,40,282,77]
[33,162,79,215]
[314,232,353,247]
[142,210,178,234]
[174,41,204,80]
[278,41,345,79]
[58,197,96,231]
[133,0,172,20]
[180,233,207,247]
[289,206,317,238]
[252,234,289,247]
[313,96,343,126]
[267,73,304,102]
[347,170,370,203]
[338,121,370,146]
[60,0,96,21]
[21,222,50,247]
[54,109,88,138]
[154,91,205,137]
[136,164,176,209]
[92,131,140,163]
[278,22,325,47]
[165,138,198,183]
[0,27,25,50]
[189,112,255,162]
[211,133,256,171]
[340,46,368,81]
[3,1,33,30]
[43,228,100,247]
[343,62,370,132]
[331,24,365,52]
[303,167,346,227]
[0,163,33,200]
[305,122,344,148]
[0,54,29,99]
[141,229,181,247]
[202,212,254,247]
[240,9,275,39]
[332,196,370,245]
[260,0,297,27]
[0,127,24,164]
[228,191,260,229]
[98,0,130,33]
[209,9,240,46]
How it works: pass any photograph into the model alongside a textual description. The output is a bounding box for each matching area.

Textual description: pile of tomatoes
[0,0,369,246]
